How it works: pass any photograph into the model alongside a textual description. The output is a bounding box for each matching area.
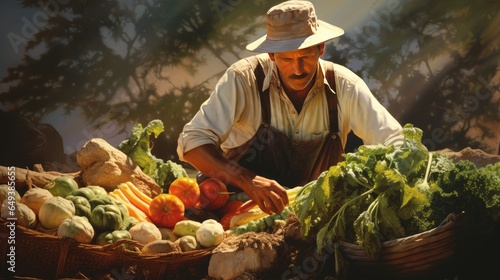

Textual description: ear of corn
[237,185,302,213]
[230,206,293,235]
[228,186,301,233]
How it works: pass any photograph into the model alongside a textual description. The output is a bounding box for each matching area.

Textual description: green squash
[45,177,79,197]
[95,229,132,245]
[69,187,96,201]
[112,198,130,221]
[120,216,139,231]
[65,195,92,218]
[90,204,123,232]
[86,185,108,197]
[88,195,115,210]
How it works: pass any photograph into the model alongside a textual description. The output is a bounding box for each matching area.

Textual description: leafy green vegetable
[292,124,430,254]
[118,119,188,192]
[407,160,500,237]
[291,123,500,279]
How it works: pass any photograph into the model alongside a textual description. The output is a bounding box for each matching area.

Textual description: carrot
[126,182,153,204]
[109,192,151,222]
[117,183,152,217]
[112,189,131,203]
[238,199,258,213]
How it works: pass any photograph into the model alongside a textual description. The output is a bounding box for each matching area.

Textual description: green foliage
[292,124,430,256]
[408,160,500,237]
[292,123,500,279]
[118,119,188,192]
[291,125,500,276]
[1,0,282,160]
[119,119,165,172]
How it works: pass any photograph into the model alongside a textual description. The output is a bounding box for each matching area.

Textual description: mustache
[288,73,308,80]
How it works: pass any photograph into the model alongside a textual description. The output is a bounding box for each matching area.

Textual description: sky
[1,0,398,154]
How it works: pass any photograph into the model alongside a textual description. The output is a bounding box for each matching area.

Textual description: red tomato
[220,212,236,230]
[168,177,200,208]
[220,200,244,215]
[198,178,229,210]
[149,194,185,228]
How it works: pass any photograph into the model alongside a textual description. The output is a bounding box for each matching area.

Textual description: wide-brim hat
[246,0,344,53]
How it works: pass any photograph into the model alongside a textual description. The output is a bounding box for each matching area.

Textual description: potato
[159,227,177,242]
[129,222,162,245]
[175,235,200,252]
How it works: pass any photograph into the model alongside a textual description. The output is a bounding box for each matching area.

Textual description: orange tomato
[198,178,229,210]
[149,194,185,228]
[168,177,200,208]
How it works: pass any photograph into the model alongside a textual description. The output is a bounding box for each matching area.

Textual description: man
[177,1,403,214]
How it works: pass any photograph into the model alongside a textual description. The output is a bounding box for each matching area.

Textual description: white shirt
[177,53,403,161]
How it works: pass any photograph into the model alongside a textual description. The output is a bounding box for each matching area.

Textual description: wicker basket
[0,218,213,279]
[337,213,467,279]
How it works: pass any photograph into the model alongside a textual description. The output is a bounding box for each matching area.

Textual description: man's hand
[242,176,289,214]
[182,144,289,214]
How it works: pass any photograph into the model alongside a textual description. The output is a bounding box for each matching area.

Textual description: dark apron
[222,58,344,188]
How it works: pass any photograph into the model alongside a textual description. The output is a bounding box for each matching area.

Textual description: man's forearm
[183,144,289,214]
[182,144,255,193]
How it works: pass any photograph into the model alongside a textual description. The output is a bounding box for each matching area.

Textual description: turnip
[196,220,225,247]
[129,221,162,245]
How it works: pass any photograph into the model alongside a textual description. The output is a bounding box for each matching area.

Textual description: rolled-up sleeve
[177,61,259,161]
[335,64,403,148]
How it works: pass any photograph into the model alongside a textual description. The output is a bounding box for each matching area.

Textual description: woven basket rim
[333,212,467,278]
[0,218,214,259]
[338,212,463,250]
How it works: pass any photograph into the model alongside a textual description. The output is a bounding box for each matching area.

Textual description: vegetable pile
[290,124,500,277]
[0,119,292,256]
[2,119,498,279]
[118,119,188,192]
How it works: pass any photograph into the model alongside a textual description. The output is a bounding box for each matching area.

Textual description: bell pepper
[95,229,132,245]
[88,195,115,210]
[70,187,97,201]
[65,195,92,218]
[90,204,123,232]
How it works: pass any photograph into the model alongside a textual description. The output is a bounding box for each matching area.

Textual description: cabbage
[118,119,188,192]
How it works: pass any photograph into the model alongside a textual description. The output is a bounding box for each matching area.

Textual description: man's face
[269,43,324,93]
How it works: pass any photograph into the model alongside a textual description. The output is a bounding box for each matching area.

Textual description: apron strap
[324,61,340,137]
[246,56,271,125]
[247,57,340,139]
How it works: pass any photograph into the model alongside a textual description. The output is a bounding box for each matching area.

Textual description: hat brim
[246,20,344,53]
